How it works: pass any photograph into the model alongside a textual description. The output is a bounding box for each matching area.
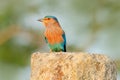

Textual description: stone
[30,52,117,80]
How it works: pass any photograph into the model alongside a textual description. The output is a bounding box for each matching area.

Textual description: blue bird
[38,16,66,52]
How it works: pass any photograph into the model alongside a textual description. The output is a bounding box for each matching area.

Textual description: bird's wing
[62,32,66,52]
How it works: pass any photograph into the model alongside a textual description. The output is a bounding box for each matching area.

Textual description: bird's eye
[47,18,50,20]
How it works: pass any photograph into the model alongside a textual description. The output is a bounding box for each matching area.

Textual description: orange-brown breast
[44,27,64,44]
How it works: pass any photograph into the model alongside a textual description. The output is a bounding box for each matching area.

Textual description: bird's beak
[37,18,43,22]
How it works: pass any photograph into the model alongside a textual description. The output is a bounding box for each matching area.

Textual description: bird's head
[38,16,59,27]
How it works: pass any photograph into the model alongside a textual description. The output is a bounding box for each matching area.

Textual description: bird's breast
[45,27,64,44]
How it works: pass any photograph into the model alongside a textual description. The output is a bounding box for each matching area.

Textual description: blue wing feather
[62,32,66,52]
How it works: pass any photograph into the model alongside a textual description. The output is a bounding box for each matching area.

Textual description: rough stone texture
[30,52,117,80]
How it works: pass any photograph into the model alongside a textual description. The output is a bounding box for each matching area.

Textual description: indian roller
[38,16,66,52]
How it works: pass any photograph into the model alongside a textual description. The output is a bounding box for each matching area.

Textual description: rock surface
[30,52,117,80]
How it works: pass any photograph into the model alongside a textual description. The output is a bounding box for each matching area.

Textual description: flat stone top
[31,52,117,80]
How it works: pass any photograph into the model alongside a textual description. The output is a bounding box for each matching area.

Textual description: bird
[38,16,66,52]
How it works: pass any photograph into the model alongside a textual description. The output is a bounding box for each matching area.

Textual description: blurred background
[0,0,120,80]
